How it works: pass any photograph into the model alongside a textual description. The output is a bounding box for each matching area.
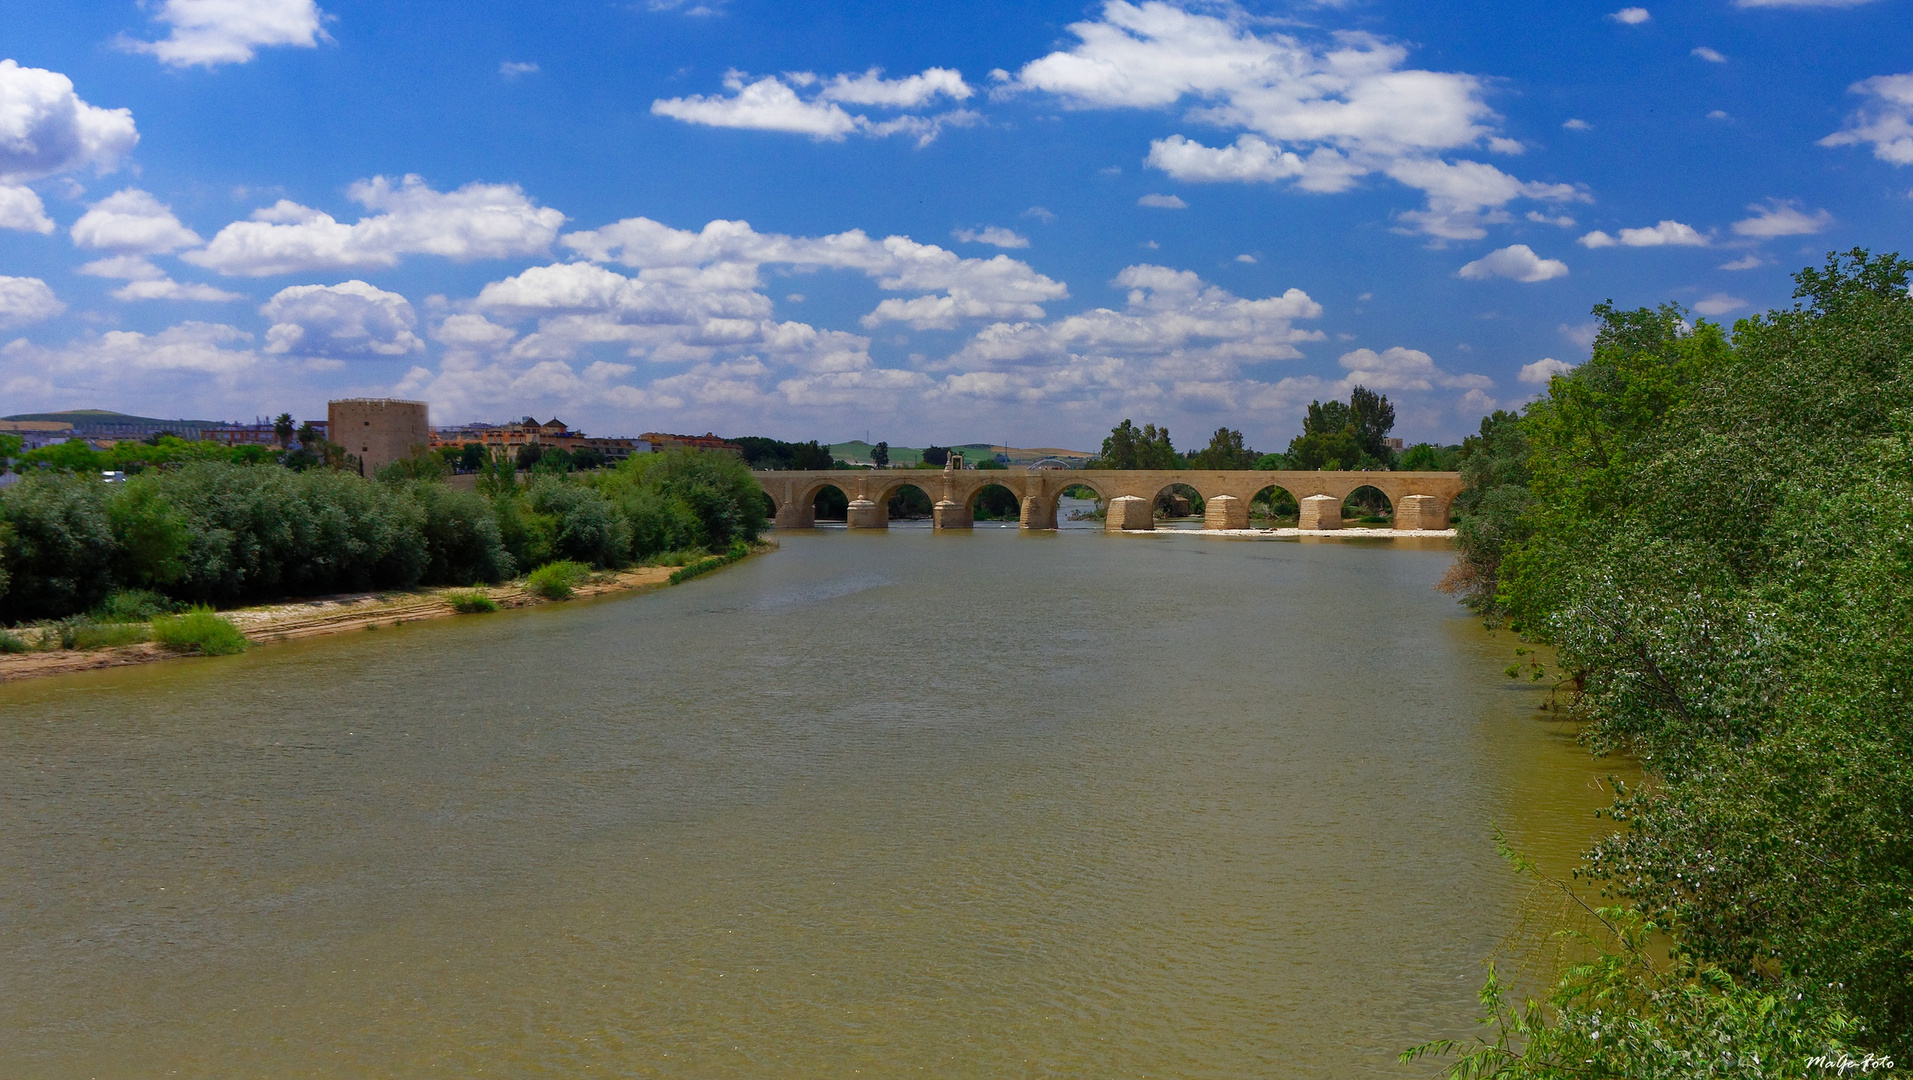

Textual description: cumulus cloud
[120,0,329,68]
[953,225,1029,248]
[3,321,256,375]
[76,253,243,304]
[1337,346,1491,392]
[1692,47,1728,63]
[1519,357,1573,384]
[1719,253,1765,270]
[1563,118,1592,131]
[1578,219,1710,247]
[185,175,565,276]
[70,189,202,254]
[0,60,139,183]
[500,61,539,79]
[1009,3,1586,239]
[556,215,1068,332]
[1609,7,1652,23]
[652,68,977,146]
[1731,199,1833,238]
[1820,73,1913,166]
[0,185,54,233]
[1457,244,1569,282]
[0,276,65,328]
[1137,193,1188,208]
[261,281,424,357]
[1692,294,1747,316]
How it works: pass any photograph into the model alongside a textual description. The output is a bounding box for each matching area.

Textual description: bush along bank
[0,448,768,631]
[1411,251,1913,1077]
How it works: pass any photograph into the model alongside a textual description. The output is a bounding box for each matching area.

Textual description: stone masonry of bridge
[753,468,1465,533]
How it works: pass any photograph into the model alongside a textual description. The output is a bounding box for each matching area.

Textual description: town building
[429,417,646,461]
[642,432,744,455]
[329,398,431,477]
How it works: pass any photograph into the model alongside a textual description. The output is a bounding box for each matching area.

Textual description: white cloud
[1820,73,1913,166]
[1458,244,1569,283]
[500,61,539,79]
[120,0,329,68]
[1527,211,1577,227]
[556,215,1068,331]
[0,60,139,183]
[1022,206,1056,222]
[0,276,64,328]
[953,225,1030,248]
[1337,346,1491,392]
[1609,7,1652,23]
[1730,199,1833,238]
[1718,253,1765,270]
[0,185,54,233]
[653,68,978,146]
[70,188,202,254]
[1692,47,1728,63]
[1707,109,1731,120]
[818,68,972,107]
[1563,118,1592,131]
[4,321,256,375]
[1519,357,1573,385]
[1138,193,1188,208]
[1578,219,1710,247]
[261,281,424,357]
[112,278,245,303]
[1692,293,1747,316]
[185,175,565,276]
[1005,2,1578,239]
[1235,253,1257,263]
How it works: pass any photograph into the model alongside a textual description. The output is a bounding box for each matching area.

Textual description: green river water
[0,524,1622,1078]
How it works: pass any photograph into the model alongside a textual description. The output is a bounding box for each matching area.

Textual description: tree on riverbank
[0,449,767,624]
[1419,250,1913,1075]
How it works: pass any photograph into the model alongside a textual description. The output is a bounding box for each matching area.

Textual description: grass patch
[93,589,178,622]
[525,560,592,600]
[669,542,750,585]
[151,607,250,655]
[641,549,705,568]
[71,622,149,650]
[445,589,500,614]
[0,629,29,654]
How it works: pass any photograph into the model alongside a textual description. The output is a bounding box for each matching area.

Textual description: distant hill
[4,409,225,427]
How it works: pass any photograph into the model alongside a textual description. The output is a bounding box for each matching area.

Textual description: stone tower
[327,398,430,477]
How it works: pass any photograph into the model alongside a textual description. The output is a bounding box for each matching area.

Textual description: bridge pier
[1106,495,1154,532]
[1203,494,1248,530]
[845,498,886,529]
[933,500,973,530]
[1393,495,1448,530]
[1019,495,1057,530]
[1298,494,1343,530]
[773,501,816,529]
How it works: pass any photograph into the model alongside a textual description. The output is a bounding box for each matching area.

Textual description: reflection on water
[0,528,1621,1078]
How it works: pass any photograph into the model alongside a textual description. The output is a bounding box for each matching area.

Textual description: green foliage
[605,449,767,553]
[107,478,190,587]
[1287,386,1397,470]
[525,559,590,600]
[872,441,889,468]
[1092,419,1180,469]
[375,449,452,483]
[475,450,518,498]
[151,606,249,655]
[70,621,149,650]
[1187,426,1258,470]
[1430,250,1913,1071]
[444,589,499,614]
[972,482,1021,520]
[732,436,834,470]
[973,457,1006,470]
[920,444,950,467]
[93,588,178,621]
[457,442,488,474]
[0,431,23,471]
[20,438,105,474]
[0,628,27,653]
[527,476,629,565]
[409,482,516,585]
[668,541,750,584]
[886,483,932,519]
[1400,442,1460,471]
[0,474,118,622]
[1252,452,1287,470]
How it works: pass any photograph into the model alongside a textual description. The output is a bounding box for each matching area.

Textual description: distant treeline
[0,450,764,625]
[1407,250,1913,1075]
[1087,390,1460,473]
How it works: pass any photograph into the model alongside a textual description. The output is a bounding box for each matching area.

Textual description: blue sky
[0,0,1908,450]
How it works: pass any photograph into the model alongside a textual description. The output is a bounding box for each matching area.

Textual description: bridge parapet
[752,469,1464,532]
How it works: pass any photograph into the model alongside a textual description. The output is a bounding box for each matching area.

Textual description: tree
[1286,387,1395,470]
[1349,386,1396,462]
[872,441,889,467]
[1093,419,1179,469]
[458,443,487,474]
[516,443,544,471]
[921,445,950,467]
[273,413,295,448]
[1187,427,1257,470]
[0,432,21,474]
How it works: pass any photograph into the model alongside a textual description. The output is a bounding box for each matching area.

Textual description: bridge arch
[1344,484,1394,524]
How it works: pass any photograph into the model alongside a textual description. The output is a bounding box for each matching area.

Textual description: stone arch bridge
[754,469,1464,532]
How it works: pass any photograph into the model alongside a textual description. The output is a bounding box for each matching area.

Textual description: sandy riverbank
[0,555,748,685]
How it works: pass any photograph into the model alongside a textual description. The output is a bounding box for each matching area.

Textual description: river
[0,525,1621,1078]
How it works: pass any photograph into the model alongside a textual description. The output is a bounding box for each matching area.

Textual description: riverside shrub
[1426,250,1913,1074]
[525,560,589,600]
[151,607,249,655]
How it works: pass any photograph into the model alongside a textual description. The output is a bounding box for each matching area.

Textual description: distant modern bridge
[752,468,1465,532]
